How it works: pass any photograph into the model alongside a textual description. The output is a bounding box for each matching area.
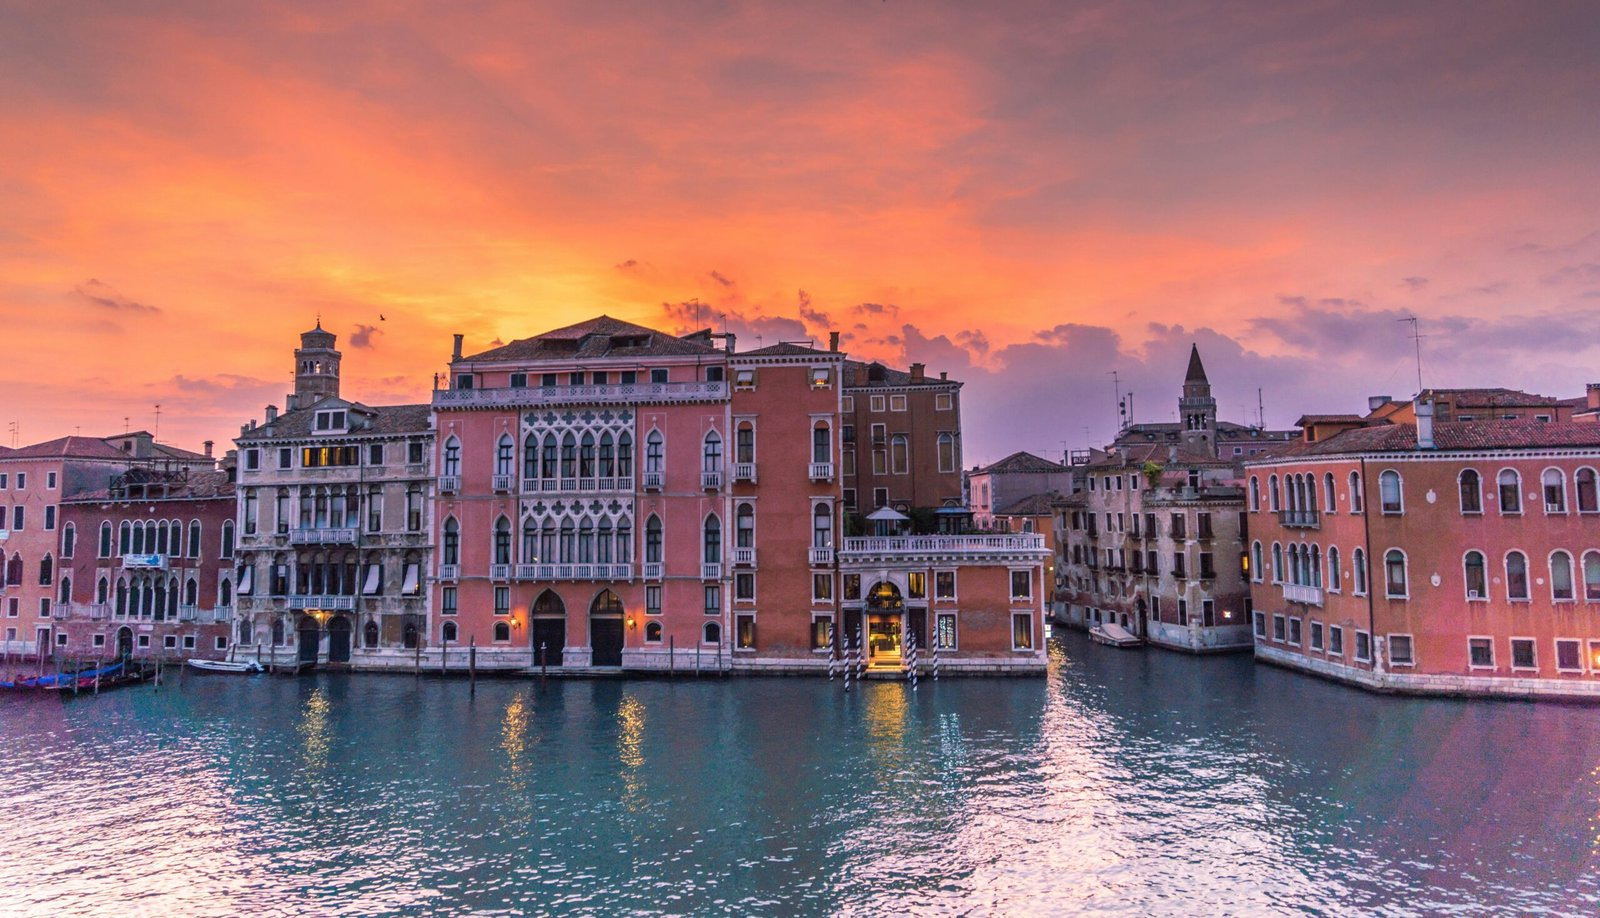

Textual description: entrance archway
[297,616,321,664]
[116,626,133,659]
[865,581,904,667]
[327,615,352,663]
[589,589,624,667]
[531,589,566,667]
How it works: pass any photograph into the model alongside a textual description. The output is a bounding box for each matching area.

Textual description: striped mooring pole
[855,627,866,683]
[932,629,940,681]
[828,622,838,681]
[906,627,918,690]
[842,628,852,692]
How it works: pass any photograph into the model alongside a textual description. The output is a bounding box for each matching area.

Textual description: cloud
[709,270,734,287]
[1276,295,1308,308]
[1401,276,1429,290]
[73,278,159,314]
[797,289,831,327]
[955,329,990,355]
[350,323,382,348]
[852,302,899,317]
[615,258,639,271]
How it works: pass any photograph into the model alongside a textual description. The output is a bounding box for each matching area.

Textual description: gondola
[187,659,264,674]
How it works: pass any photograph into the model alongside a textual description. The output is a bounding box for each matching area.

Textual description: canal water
[3,629,1598,916]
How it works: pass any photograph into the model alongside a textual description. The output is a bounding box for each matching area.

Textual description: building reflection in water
[618,693,646,812]
[297,687,331,779]
[500,691,533,799]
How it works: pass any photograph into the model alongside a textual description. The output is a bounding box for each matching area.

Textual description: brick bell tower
[294,320,342,405]
[1178,343,1217,457]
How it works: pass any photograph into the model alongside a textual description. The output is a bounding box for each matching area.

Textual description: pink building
[429,316,1047,675]
[1246,406,1600,699]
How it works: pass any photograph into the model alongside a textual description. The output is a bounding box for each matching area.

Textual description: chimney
[265,405,278,423]
[203,440,214,458]
[1367,395,1392,412]
[1415,398,1435,450]
[452,334,464,360]
[910,362,925,382]
[940,371,948,380]
[285,394,298,412]
[829,331,840,352]
[1587,383,1600,411]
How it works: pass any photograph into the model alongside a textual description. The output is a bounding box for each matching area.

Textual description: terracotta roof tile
[976,451,1069,474]
[1263,420,1600,458]
[463,315,720,362]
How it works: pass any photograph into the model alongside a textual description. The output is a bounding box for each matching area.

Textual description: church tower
[1178,344,1217,456]
[294,321,342,406]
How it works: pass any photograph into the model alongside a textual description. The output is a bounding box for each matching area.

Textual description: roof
[842,359,960,389]
[462,315,720,362]
[994,492,1060,516]
[1295,414,1368,426]
[238,400,432,442]
[739,342,832,357]
[1,436,135,461]
[1424,387,1560,409]
[1184,344,1208,384]
[67,469,235,503]
[1113,421,1297,444]
[974,451,1069,475]
[1266,420,1600,458]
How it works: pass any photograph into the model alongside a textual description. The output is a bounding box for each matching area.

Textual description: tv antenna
[1398,316,1426,396]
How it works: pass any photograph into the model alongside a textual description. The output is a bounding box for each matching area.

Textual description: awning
[237,565,253,596]
[362,563,381,595]
[935,506,972,515]
[401,563,420,596]
[865,506,910,522]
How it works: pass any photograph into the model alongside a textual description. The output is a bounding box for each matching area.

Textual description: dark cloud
[1276,295,1308,308]
[1401,276,1429,290]
[797,289,831,327]
[166,373,275,396]
[955,329,989,356]
[73,278,159,314]
[615,258,639,271]
[709,270,734,287]
[1541,262,1600,287]
[852,302,899,317]
[350,324,382,349]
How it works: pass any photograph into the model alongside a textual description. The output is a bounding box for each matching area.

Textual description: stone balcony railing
[840,534,1050,563]
[433,380,729,410]
[517,564,634,582]
[290,527,358,545]
[733,547,756,566]
[808,462,834,481]
[1278,509,1321,530]
[808,547,834,566]
[733,463,757,483]
[287,595,357,611]
[1281,582,1323,606]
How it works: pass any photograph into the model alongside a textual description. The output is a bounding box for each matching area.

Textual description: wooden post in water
[440,632,449,678]
[469,637,477,696]
[413,635,421,676]
[668,636,675,679]
[538,641,547,688]
[695,641,701,677]
[73,656,80,696]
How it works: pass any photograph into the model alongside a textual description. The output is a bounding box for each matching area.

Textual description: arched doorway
[865,580,904,668]
[363,619,380,649]
[589,589,624,667]
[116,626,133,659]
[531,590,566,667]
[327,615,352,663]
[297,616,321,664]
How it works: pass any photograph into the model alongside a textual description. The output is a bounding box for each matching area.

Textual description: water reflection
[297,686,330,778]
[617,693,646,812]
[499,691,532,798]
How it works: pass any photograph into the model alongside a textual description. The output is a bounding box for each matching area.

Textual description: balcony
[702,470,723,490]
[438,475,461,494]
[438,564,460,581]
[840,534,1047,557]
[643,562,663,581]
[809,462,834,482]
[121,554,169,571]
[1282,582,1323,606]
[490,564,511,581]
[733,462,757,483]
[515,564,539,580]
[290,527,358,545]
[405,462,429,477]
[433,379,729,410]
[492,474,514,493]
[808,547,834,566]
[1278,509,1321,530]
[644,471,664,491]
[702,562,722,580]
[516,564,634,582]
[287,595,357,611]
[178,605,199,621]
[733,547,756,566]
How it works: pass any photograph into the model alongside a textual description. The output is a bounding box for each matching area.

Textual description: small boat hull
[187,659,263,674]
[1089,624,1143,648]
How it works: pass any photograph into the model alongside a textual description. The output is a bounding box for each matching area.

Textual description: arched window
[645,621,662,643]
[812,422,831,464]
[364,620,379,648]
[184,577,199,607]
[1464,551,1487,599]
[1324,473,1337,514]
[1310,545,1322,588]
[1327,546,1341,591]
[646,430,664,473]
[890,434,909,475]
[813,504,833,549]
[119,520,132,555]
[1268,475,1280,512]
[58,576,71,605]
[1271,542,1283,582]
[541,433,558,479]
[1578,468,1600,513]
[579,432,596,479]
[703,514,722,564]
[703,621,721,644]
[703,431,723,472]
[1505,550,1529,600]
[494,622,511,643]
[1459,469,1482,514]
[188,520,201,558]
[615,517,632,564]
[157,520,169,556]
[494,517,512,565]
[1542,469,1567,513]
[598,432,615,478]
[1248,477,1260,512]
[1551,551,1575,601]
[1384,549,1407,598]
[1250,541,1263,582]
[1498,470,1522,514]
[1585,551,1600,601]
[578,517,595,564]
[221,520,235,559]
[96,576,108,605]
[646,515,662,564]
[443,436,461,477]
[1379,470,1403,514]
[442,518,460,565]
[442,621,458,643]
[597,518,613,564]
[559,519,575,563]
[617,432,634,478]
[560,433,577,479]
[524,433,540,481]
[521,518,538,563]
[38,554,53,586]
[99,521,113,558]
[219,577,232,607]
[937,432,956,473]
[1353,546,1369,593]
[736,503,755,548]
[1349,471,1364,513]
[496,435,515,477]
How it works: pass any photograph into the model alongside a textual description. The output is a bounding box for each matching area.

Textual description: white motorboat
[187,659,263,674]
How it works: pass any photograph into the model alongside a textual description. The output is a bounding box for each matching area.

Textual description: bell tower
[294,320,342,405]
[1178,344,1217,456]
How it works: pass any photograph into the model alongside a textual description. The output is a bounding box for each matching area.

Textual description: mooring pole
[469,637,477,695]
[440,633,449,678]
[539,641,547,688]
[668,636,675,679]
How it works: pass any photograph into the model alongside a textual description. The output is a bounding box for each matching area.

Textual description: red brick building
[841,359,963,520]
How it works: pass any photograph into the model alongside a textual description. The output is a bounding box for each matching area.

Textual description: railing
[178,605,199,621]
[643,470,664,490]
[492,474,514,492]
[1282,583,1323,606]
[213,605,233,622]
[733,547,756,566]
[121,554,168,570]
[438,476,460,494]
[88,603,110,620]
[405,462,429,476]
[809,547,834,566]
[515,564,539,580]
[840,534,1047,555]
[809,462,834,481]
[287,595,357,611]
[490,564,511,581]
[1278,509,1321,529]
[702,470,723,490]
[290,527,358,545]
[438,564,460,581]
[433,380,729,409]
[733,463,757,483]
[643,562,663,580]
[702,563,722,580]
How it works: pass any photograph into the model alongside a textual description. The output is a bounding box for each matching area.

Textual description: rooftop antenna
[1109,370,1122,433]
[1398,316,1425,396]
[124,416,130,434]
[1257,388,1265,429]
[6,421,17,448]
[153,404,162,441]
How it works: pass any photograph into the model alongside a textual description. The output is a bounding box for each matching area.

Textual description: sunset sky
[3,0,1598,463]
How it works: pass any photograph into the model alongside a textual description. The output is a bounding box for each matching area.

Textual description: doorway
[590,589,624,667]
[532,589,566,667]
[297,616,320,664]
[117,626,134,659]
[327,615,352,663]
[867,614,902,667]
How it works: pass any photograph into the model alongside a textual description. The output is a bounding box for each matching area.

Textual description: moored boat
[187,659,263,674]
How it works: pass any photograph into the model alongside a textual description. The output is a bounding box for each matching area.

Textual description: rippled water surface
[4,630,1600,916]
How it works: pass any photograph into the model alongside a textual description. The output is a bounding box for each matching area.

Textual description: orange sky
[3,1,1598,462]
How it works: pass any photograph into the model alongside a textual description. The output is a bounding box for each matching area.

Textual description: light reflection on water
[2,630,1599,916]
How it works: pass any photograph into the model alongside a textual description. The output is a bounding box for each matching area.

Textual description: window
[812,423,831,464]
[442,621,459,643]
[703,621,721,644]
[1323,473,1336,513]
[1464,551,1487,599]
[1272,615,1285,641]
[1505,551,1529,600]
[46,471,57,489]
[890,434,908,475]
[1459,469,1482,513]
[810,616,833,651]
[1253,612,1267,638]
[61,523,75,559]
[1585,551,1600,601]
[1355,631,1372,662]
[1011,613,1034,651]
[1552,551,1575,601]
[935,393,952,411]
[1498,469,1522,514]
[646,430,664,475]
[645,621,663,643]
[1556,639,1581,672]
[1543,468,1567,513]
[493,622,510,643]
[937,433,956,473]
[813,504,832,550]
[935,612,958,650]
[496,436,514,477]
[1249,477,1260,511]
[734,368,755,391]
[735,571,755,601]
[810,368,832,389]
[442,518,460,565]
[1311,621,1325,650]
[1389,635,1414,666]
[1510,637,1536,670]
[409,441,425,465]
[1287,617,1302,646]
[890,394,906,412]
[703,584,720,616]
[736,423,755,464]
[443,437,461,477]
[1384,550,1407,598]
[1010,570,1032,600]
[1379,470,1402,514]
[646,515,663,564]
[1328,626,1344,656]
[812,573,832,602]
[1349,471,1364,513]
[1578,469,1599,513]
[870,395,886,412]
[935,570,956,600]
[1352,548,1368,595]
[703,514,721,564]
[245,449,260,471]
[907,571,927,599]
[1468,637,1493,668]
[646,585,661,615]
[494,587,510,616]
[651,368,669,384]
[843,574,861,600]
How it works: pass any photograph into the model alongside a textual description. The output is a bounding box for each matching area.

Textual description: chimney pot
[829,331,840,352]
[940,371,948,380]
[1587,383,1600,411]
[910,362,925,382]
[203,440,214,458]
[452,334,464,360]
[265,405,278,423]
[1368,395,1393,412]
